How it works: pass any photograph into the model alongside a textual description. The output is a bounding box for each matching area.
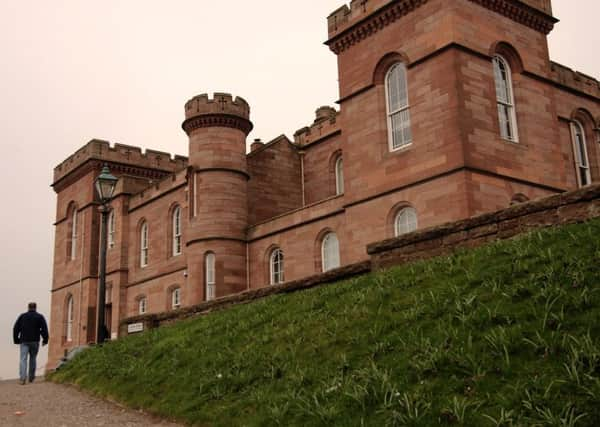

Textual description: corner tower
[182,93,253,300]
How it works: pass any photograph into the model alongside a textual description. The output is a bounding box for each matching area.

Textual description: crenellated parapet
[182,92,253,136]
[326,0,557,54]
[52,139,188,187]
[294,106,340,146]
[549,62,600,100]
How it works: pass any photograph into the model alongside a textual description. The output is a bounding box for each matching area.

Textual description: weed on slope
[52,218,600,426]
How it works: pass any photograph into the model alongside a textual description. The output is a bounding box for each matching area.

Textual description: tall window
[138,297,147,315]
[140,221,149,267]
[335,157,344,195]
[395,207,418,237]
[322,232,340,272]
[571,120,591,187]
[205,253,216,301]
[171,288,181,309]
[108,210,115,249]
[172,206,182,256]
[493,55,519,142]
[270,248,284,285]
[66,295,74,342]
[386,63,412,150]
[70,208,78,260]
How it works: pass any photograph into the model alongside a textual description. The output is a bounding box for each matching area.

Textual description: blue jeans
[19,342,39,382]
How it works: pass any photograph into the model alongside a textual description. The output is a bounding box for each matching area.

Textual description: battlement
[327,0,556,53]
[183,92,253,136]
[520,0,552,15]
[327,0,390,39]
[294,106,340,146]
[184,92,250,120]
[53,139,188,185]
[549,62,600,99]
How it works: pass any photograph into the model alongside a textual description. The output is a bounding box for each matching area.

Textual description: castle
[49,0,599,369]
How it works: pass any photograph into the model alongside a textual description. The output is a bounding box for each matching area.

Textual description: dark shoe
[28,378,35,383]
[19,379,26,385]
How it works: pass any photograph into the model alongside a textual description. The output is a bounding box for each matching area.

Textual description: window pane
[396,208,418,236]
[322,233,340,272]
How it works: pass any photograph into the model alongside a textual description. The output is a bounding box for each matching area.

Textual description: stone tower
[182,93,253,300]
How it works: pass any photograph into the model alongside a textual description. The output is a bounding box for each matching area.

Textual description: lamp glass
[95,166,118,203]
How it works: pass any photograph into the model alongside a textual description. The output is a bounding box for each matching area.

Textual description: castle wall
[125,269,188,318]
[458,51,567,190]
[52,171,98,291]
[302,133,343,205]
[340,47,465,206]
[247,138,303,225]
[343,172,472,264]
[126,186,188,288]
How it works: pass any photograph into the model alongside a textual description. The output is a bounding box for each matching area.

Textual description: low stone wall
[121,184,600,336]
[368,184,600,270]
[119,261,371,336]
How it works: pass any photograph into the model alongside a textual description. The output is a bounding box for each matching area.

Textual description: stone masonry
[48,0,599,370]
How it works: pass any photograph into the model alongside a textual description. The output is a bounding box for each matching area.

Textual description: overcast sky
[0,0,597,380]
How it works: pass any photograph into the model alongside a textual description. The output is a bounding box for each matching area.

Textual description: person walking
[13,302,49,385]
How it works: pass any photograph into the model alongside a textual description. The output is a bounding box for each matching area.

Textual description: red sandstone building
[48,0,599,368]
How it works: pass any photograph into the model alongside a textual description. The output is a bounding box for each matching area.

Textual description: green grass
[51,218,600,426]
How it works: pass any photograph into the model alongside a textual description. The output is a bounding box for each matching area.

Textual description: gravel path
[0,378,184,427]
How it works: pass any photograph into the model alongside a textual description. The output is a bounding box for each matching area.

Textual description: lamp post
[94,165,118,344]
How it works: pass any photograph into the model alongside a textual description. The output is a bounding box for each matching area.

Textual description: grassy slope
[52,218,600,426]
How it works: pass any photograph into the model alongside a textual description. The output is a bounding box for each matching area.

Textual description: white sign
[127,322,144,334]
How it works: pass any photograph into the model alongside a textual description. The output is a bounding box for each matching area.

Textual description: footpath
[0,378,183,427]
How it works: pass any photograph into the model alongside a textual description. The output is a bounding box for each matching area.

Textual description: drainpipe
[76,210,86,346]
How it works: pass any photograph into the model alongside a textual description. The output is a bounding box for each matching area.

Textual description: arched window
[205,253,216,301]
[385,63,412,150]
[66,295,74,342]
[335,157,344,195]
[70,207,78,260]
[108,210,116,249]
[493,55,518,142]
[172,206,182,256]
[171,288,181,309]
[571,120,591,187]
[140,221,149,267]
[138,297,147,315]
[270,248,284,285]
[395,207,418,237]
[321,232,340,272]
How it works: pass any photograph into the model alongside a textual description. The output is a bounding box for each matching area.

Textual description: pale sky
[0,0,597,380]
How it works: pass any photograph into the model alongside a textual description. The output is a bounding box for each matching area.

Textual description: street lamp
[94,164,118,344]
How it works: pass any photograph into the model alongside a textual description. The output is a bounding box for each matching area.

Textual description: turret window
[138,297,147,315]
[205,253,216,301]
[493,55,519,142]
[571,120,591,187]
[385,63,412,151]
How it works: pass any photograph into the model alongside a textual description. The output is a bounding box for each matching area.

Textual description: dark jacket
[13,310,49,345]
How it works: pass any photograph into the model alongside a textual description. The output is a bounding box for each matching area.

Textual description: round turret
[182,92,251,303]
